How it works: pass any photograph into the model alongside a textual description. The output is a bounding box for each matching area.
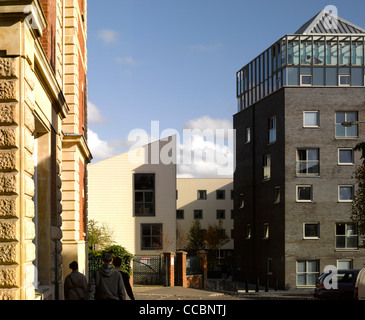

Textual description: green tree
[87,219,114,250]
[187,219,206,253]
[351,143,365,237]
[204,220,230,251]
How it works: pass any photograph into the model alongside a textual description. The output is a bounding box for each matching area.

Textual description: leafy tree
[187,219,206,253]
[205,220,230,251]
[351,143,365,237]
[87,219,114,250]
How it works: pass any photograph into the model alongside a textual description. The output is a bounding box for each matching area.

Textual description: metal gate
[133,255,164,285]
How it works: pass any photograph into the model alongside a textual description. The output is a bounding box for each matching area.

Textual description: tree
[186,219,206,253]
[204,220,230,251]
[87,219,115,250]
[351,143,365,238]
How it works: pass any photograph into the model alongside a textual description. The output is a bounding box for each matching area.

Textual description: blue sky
[86,0,365,176]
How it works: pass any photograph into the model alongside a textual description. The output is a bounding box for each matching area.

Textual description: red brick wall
[79,159,86,240]
[39,0,57,72]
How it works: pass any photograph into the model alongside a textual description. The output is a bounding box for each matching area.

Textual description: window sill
[335,248,359,252]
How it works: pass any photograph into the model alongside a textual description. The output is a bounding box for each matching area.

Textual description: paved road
[132,285,314,300]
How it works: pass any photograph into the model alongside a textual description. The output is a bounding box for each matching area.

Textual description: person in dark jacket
[64,261,88,300]
[112,256,135,300]
[88,252,126,300]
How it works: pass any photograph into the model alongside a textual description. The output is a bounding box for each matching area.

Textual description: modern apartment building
[88,137,177,256]
[233,10,365,290]
[176,178,234,267]
[0,0,91,300]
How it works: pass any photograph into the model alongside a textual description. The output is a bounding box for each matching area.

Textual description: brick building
[0,0,91,300]
[233,10,365,290]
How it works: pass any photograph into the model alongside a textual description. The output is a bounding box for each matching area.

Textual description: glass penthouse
[236,10,365,111]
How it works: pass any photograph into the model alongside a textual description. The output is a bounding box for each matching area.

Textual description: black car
[314,269,360,300]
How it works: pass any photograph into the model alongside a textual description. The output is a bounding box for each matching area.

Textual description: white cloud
[88,101,107,124]
[115,56,138,66]
[88,129,119,160]
[97,29,119,45]
[177,116,235,178]
[183,115,232,131]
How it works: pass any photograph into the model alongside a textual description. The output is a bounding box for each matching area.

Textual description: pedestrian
[113,256,135,300]
[88,251,126,300]
[64,261,88,300]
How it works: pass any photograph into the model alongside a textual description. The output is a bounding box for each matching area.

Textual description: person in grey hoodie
[64,261,88,300]
[88,252,126,300]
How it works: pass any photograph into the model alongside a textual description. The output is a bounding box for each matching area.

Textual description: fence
[133,255,164,285]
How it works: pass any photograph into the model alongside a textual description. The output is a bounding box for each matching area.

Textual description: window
[141,224,162,250]
[246,225,252,239]
[245,127,251,143]
[274,187,280,204]
[231,190,234,199]
[296,260,319,287]
[263,154,271,180]
[231,229,234,239]
[296,149,319,175]
[300,74,312,86]
[337,260,353,270]
[338,148,354,165]
[216,210,225,220]
[339,74,350,86]
[216,190,225,200]
[335,112,358,138]
[194,210,203,219]
[267,258,273,275]
[338,186,354,202]
[239,193,244,209]
[297,185,313,202]
[268,116,276,143]
[231,210,234,219]
[303,223,320,239]
[197,190,207,200]
[303,111,319,127]
[263,223,269,239]
[216,250,225,260]
[134,174,155,216]
[336,223,358,249]
[176,210,184,220]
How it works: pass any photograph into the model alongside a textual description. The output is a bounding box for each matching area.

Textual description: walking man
[88,251,126,300]
[64,261,88,300]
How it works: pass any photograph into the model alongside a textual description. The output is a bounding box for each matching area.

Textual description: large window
[141,224,162,250]
[297,260,319,287]
[134,174,155,216]
[297,149,319,175]
[335,112,358,138]
[336,223,358,250]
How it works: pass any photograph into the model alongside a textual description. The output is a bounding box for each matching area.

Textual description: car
[314,269,360,300]
[354,268,365,300]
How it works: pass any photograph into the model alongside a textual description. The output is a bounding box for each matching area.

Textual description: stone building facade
[0,0,91,300]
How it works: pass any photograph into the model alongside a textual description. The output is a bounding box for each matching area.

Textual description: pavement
[132,282,315,300]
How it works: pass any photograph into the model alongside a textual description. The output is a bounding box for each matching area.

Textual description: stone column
[198,250,208,289]
[0,55,37,300]
[163,252,175,287]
